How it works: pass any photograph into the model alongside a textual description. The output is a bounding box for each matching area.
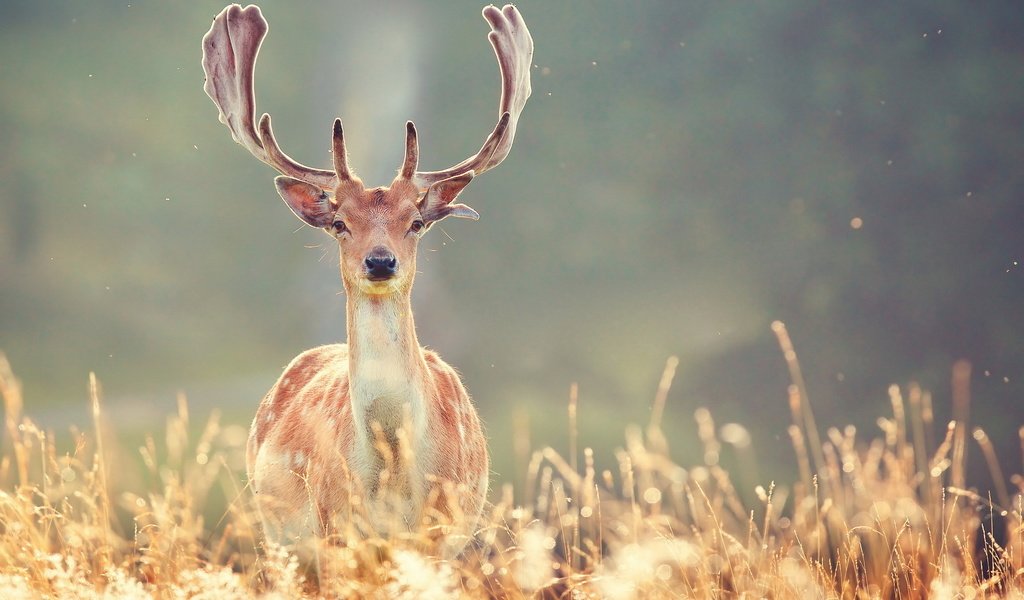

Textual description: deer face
[269,121,481,296]
[331,179,423,296]
[274,170,475,297]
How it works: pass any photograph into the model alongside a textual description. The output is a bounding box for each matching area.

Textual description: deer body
[245,201,488,545]
[248,342,487,544]
[202,4,532,553]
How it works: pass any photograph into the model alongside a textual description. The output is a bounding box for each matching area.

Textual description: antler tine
[400,121,419,180]
[202,4,337,190]
[332,118,353,181]
[412,4,533,190]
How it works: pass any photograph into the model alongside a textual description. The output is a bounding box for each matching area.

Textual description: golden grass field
[1,322,1022,598]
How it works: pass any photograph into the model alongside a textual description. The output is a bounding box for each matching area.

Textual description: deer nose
[364,247,398,280]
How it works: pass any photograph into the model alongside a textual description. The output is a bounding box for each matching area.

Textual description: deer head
[201,4,533,296]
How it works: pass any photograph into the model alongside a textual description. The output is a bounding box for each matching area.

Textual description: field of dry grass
[1,323,1022,598]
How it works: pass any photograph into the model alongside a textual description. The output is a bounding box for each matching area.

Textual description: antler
[203,4,531,193]
[400,121,419,180]
[202,4,338,189]
[411,5,534,190]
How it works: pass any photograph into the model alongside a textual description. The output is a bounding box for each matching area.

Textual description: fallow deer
[201,4,532,554]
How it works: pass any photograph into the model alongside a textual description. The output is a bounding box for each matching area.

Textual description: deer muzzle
[364,247,398,281]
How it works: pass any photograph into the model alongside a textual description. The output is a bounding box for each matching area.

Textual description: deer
[201,4,532,555]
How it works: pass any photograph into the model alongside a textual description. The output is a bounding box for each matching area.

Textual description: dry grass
[1,324,1023,598]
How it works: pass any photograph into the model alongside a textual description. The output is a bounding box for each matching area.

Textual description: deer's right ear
[274,176,335,228]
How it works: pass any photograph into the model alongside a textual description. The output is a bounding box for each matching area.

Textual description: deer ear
[419,172,479,224]
[274,176,335,228]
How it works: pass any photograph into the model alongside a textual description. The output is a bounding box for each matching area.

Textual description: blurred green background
[1,1,1022,487]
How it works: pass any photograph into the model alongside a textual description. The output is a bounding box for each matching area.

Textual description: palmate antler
[410,5,533,190]
[201,4,533,192]
[201,5,337,189]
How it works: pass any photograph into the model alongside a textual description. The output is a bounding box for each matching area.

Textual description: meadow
[1,322,1021,599]
[2,3,1022,598]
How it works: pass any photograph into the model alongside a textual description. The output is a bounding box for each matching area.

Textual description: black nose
[364,249,398,280]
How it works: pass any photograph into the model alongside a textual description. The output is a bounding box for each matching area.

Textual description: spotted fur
[247,342,488,552]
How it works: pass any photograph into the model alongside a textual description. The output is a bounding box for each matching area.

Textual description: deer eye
[409,219,425,234]
[332,220,348,234]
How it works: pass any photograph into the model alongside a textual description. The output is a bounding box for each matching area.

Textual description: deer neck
[345,289,428,451]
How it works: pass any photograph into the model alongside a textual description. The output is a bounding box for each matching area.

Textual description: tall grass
[1,324,1022,598]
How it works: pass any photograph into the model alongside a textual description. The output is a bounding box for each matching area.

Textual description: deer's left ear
[274,176,335,228]
[419,172,480,224]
